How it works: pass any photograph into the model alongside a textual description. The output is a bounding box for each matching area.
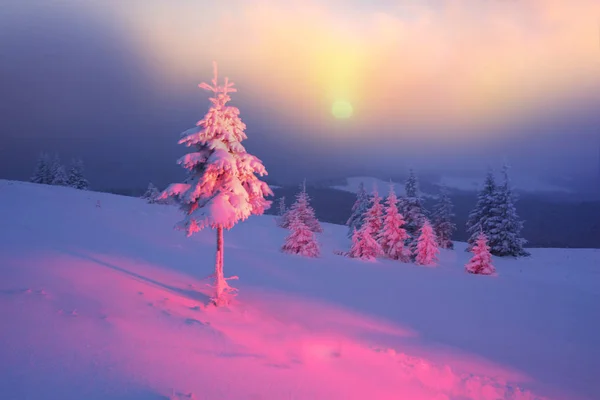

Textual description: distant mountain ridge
[321,175,572,196]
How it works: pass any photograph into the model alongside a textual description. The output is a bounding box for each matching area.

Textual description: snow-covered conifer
[466,169,497,250]
[348,225,382,261]
[414,220,439,266]
[159,63,272,306]
[364,185,384,242]
[465,232,496,275]
[281,214,320,257]
[30,153,51,184]
[399,169,427,242]
[276,196,287,227]
[379,184,409,261]
[50,154,68,186]
[67,158,89,190]
[346,182,369,238]
[487,164,529,257]
[142,182,160,203]
[281,182,322,233]
[431,185,456,249]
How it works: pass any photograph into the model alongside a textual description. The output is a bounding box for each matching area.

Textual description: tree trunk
[214,225,225,305]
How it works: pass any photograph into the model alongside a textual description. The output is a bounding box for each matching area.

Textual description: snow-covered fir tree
[281,213,320,257]
[348,225,382,261]
[399,169,427,244]
[50,154,68,186]
[363,185,384,243]
[414,220,439,266]
[67,158,89,190]
[431,185,456,249]
[346,181,369,238]
[487,165,529,257]
[466,169,497,250]
[30,153,51,184]
[275,196,287,227]
[379,184,409,261]
[465,232,496,275]
[142,182,160,203]
[159,63,272,306]
[281,181,322,233]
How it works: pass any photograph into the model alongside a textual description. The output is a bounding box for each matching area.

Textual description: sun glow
[331,100,353,119]
[102,0,600,136]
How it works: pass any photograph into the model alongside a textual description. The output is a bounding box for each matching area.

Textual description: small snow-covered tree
[281,181,322,233]
[348,225,382,261]
[159,62,272,306]
[30,153,51,184]
[67,158,89,190]
[50,154,68,186]
[399,169,427,243]
[275,196,287,227]
[142,182,160,203]
[281,213,320,257]
[487,164,529,257]
[431,185,456,249]
[465,232,496,275]
[414,220,439,266]
[379,184,409,261]
[346,181,369,238]
[466,169,497,250]
[364,185,384,242]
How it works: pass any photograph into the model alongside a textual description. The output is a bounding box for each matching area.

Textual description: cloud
[24,0,600,138]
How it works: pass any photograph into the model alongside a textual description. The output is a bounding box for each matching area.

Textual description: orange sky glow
[96,0,600,139]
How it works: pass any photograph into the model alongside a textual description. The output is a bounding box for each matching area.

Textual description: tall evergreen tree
[466,169,497,250]
[281,182,322,233]
[379,184,409,261]
[348,225,382,261]
[414,220,439,266]
[50,154,68,186]
[431,185,456,249]
[487,165,529,257]
[159,63,272,306]
[275,196,287,227]
[30,153,51,184]
[281,213,320,257]
[364,185,384,243]
[346,182,369,238]
[465,232,496,275]
[67,158,89,190]
[399,169,426,244]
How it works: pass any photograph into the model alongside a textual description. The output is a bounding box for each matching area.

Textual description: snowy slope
[0,180,598,400]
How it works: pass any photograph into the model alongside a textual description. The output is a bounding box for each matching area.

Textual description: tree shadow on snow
[62,249,211,305]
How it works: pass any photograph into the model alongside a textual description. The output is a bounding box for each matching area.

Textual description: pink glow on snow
[0,248,544,399]
[1,181,591,399]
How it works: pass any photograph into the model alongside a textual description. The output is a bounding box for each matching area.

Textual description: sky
[1,0,599,189]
